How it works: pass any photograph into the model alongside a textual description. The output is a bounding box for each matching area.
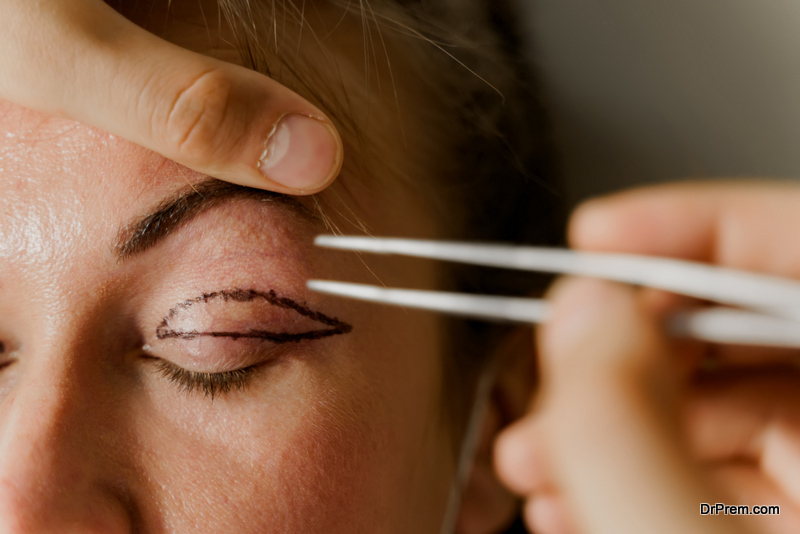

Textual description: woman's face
[0,105,453,532]
[0,5,461,531]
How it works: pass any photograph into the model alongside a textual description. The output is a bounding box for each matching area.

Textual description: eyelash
[153,359,258,400]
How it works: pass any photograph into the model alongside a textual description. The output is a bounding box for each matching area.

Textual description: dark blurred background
[519,0,800,208]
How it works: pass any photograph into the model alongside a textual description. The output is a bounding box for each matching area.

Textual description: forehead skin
[0,5,455,532]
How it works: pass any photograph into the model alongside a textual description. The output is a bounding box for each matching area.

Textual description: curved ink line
[156,288,352,342]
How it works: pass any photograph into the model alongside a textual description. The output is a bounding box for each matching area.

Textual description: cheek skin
[270,391,389,532]
[123,277,451,533]
[126,356,392,532]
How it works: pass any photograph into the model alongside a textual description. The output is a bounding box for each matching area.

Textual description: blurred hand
[495,182,800,534]
[0,0,342,194]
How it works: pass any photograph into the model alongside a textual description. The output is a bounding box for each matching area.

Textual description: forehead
[0,106,168,261]
[0,107,306,269]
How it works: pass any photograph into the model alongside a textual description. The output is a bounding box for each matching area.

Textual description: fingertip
[568,184,720,259]
[494,422,541,495]
[568,194,656,252]
[567,197,616,249]
[152,64,343,195]
[256,113,343,194]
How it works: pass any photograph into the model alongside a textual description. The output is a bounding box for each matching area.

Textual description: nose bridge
[0,350,80,481]
[0,303,134,532]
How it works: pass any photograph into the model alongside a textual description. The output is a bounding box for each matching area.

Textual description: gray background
[520,0,800,206]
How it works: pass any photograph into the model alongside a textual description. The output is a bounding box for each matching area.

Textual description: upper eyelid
[155,288,353,342]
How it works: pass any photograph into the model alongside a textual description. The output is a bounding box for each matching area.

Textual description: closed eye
[148,288,353,399]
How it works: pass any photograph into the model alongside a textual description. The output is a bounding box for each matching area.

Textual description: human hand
[0,0,342,194]
[495,182,800,533]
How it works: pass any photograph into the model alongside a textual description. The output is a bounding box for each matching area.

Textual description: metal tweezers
[308,235,800,348]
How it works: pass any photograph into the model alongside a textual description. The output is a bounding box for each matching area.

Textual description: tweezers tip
[313,235,335,247]
[306,279,327,290]
[314,235,392,253]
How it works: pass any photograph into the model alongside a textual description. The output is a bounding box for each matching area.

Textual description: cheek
[122,270,450,532]
[127,362,393,533]
[264,395,389,532]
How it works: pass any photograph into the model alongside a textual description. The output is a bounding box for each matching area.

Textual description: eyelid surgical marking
[156,288,353,342]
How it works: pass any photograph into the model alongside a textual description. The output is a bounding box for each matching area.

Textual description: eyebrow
[114,178,320,261]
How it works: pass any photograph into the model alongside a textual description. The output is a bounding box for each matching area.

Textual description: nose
[0,356,134,533]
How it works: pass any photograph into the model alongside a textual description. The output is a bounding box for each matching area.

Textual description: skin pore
[0,1,527,531]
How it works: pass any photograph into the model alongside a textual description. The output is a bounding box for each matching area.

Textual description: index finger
[569,181,800,278]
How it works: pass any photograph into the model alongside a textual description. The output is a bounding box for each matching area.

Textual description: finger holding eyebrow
[0,0,343,195]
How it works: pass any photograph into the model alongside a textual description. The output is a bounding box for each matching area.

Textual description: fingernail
[258,114,342,192]
[545,278,617,355]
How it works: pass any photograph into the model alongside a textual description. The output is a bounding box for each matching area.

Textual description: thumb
[0,0,342,194]
[530,278,744,534]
